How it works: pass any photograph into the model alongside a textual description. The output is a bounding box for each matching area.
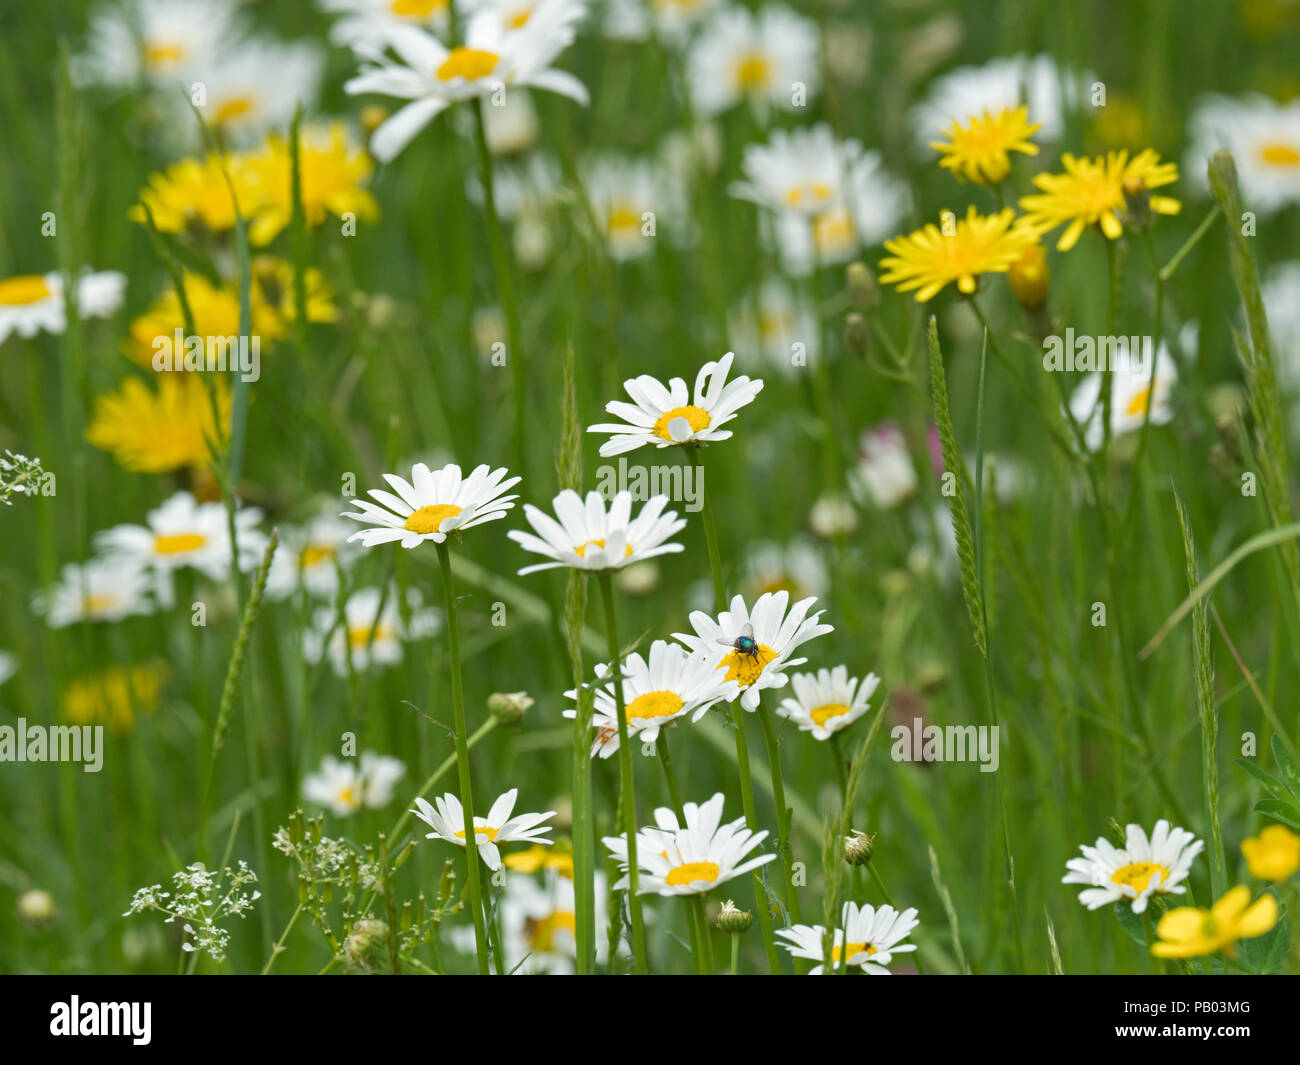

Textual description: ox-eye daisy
[192,37,324,141]
[508,490,685,574]
[582,154,687,263]
[686,4,820,118]
[0,270,125,345]
[265,512,360,601]
[603,792,774,896]
[342,1,589,162]
[738,538,829,602]
[1185,95,1300,215]
[36,558,156,628]
[777,665,880,741]
[587,352,763,456]
[1063,819,1204,914]
[563,640,738,753]
[74,0,243,90]
[321,0,455,50]
[849,421,919,510]
[302,751,407,816]
[412,788,556,870]
[730,123,856,218]
[676,590,833,710]
[342,462,520,548]
[303,585,440,676]
[1067,342,1178,451]
[777,901,920,975]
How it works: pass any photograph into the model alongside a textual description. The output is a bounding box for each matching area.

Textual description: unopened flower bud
[1007,244,1049,310]
[845,262,878,311]
[844,831,874,867]
[343,918,389,971]
[488,691,534,724]
[17,889,57,925]
[714,898,753,934]
[360,105,389,139]
[844,312,871,359]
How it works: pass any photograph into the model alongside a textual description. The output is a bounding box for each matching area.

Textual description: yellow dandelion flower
[1242,824,1300,882]
[61,662,168,733]
[129,273,263,365]
[87,372,230,474]
[1018,149,1180,252]
[246,124,381,247]
[250,256,339,331]
[129,153,268,237]
[878,206,1041,302]
[930,106,1041,184]
[1150,885,1278,959]
[503,843,575,878]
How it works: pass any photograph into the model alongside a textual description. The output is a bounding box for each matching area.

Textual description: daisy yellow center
[338,785,358,807]
[830,941,877,962]
[1125,386,1152,418]
[1111,861,1170,894]
[526,909,576,952]
[348,623,394,648]
[813,208,856,253]
[626,690,685,720]
[144,41,186,69]
[652,404,711,442]
[735,53,771,90]
[391,0,446,15]
[810,702,852,727]
[665,860,720,886]
[607,205,642,235]
[215,95,255,123]
[153,532,207,555]
[437,47,500,82]
[574,538,635,559]
[82,594,119,614]
[507,5,533,27]
[404,503,462,534]
[759,309,792,339]
[1258,141,1300,167]
[784,182,833,209]
[454,824,499,841]
[0,275,52,305]
[301,544,334,568]
[758,577,801,597]
[719,642,776,687]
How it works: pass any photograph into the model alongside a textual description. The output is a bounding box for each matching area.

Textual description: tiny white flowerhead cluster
[123,861,261,964]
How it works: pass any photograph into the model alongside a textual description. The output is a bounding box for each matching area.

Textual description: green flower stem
[692,896,716,974]
[730,933,741,975]
[758,705,801,928]
[597,571,649,974]
[657,733,685,818]
[435,541,490,975]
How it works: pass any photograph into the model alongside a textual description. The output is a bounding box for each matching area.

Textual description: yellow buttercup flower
[503,843,575,878]
[245,124,381,246]
[878,207,1041,302]
[61,663,168,733]
[87,372,230,474]
[1150,885,1278,959]
[130,153,268,237]
[930,106,1041,184]
[1242,824,1300,882]
[1019,149,1180,251]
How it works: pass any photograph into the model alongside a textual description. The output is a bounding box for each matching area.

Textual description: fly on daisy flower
[675,590,833,710]
[776,665,880,741]
[507,490,686,574]
[603,792,775,896]
[587,351,763,456]
[0,270,125,345]
[341,0,589,162]
[1018,149,1181,252]
[776,901,920,975]
[302,751,407,816]
[35,558,156,628]
[342,462,520,548]
[878,206,1041,302]
[563,640,738,752]
[412,788,556,871]
[1062,819,1204,914]
[930,105,1041,185]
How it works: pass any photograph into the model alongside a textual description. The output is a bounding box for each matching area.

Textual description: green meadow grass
[1,0,1299,974]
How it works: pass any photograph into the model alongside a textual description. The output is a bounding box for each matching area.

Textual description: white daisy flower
[776,665,880,741]
[74,0,243,90]
[848,422,918,510]
[95,491,266,597]
[321,0,456,51]
[582,153,687,262]
[466,150,562,267]
[686,4,820,118]
[304,585,440,676]
[587,351,764,456]
[729,277,819,377]
[604,792,774,896]
[909,53,1083,147]
[643,0,720,44]
[193,36,324,141]
[0,651,15,687]
[265,512,360,601]
[342,462,521,548]
[507,490,686,574]
[808,490,859,539]
[777,901,921,975]
[1062,819,1204,914]
[0,270,125,345]
[563,639,738,753]
[731,123,856,218]
[738,538,828,602]
[36,558,155,628]
[1067,340,1178,451]
[412,788,556,870]
[1185,94,1300,215]
[1263,261,1300,390]
[675,590,833,710]
[342,0,589,162]
[302,750,407,816]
